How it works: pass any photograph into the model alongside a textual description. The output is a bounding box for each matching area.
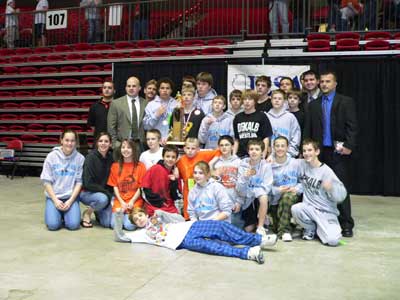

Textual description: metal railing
[1,0,399,49]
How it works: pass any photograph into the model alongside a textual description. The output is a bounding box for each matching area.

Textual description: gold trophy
[167,91,193,146]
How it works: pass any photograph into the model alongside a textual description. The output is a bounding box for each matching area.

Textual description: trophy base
[166,141,186,146]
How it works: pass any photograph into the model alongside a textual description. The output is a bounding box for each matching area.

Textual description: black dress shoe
[342,228,353,238]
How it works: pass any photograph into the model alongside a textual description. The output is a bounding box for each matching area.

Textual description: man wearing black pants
[304,70,358,237]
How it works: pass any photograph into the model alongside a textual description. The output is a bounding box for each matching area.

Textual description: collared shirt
[127,95,140,126]
[308,88,321,103]
[322,91,335,147]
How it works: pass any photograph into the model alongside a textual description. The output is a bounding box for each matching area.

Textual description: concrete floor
[0,176,399,300]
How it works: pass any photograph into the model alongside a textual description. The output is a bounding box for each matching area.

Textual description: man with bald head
[108,76,148,156]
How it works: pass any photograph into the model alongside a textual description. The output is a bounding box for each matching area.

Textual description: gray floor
[1,175,399,300]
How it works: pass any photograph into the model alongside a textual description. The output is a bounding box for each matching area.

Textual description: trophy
[167,91,193,146]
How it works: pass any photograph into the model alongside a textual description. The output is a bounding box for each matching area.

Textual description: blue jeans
[133,18,149,40]
[269,0,289,34]
[88,18,101,43]
[45,197,81,231]
[80,191,112,228]
[110,212,136,231]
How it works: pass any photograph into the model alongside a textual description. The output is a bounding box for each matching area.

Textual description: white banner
[46,10,68,30]
[108,5,122,26]
[227,65,311,96]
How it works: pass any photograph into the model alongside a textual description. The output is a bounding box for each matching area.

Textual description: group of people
[40,68,358,264]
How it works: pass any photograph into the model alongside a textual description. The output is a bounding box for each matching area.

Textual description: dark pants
[321,147,354,231]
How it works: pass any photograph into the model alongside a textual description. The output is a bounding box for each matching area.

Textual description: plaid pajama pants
[180,220,262,260]
[269,192,299,237]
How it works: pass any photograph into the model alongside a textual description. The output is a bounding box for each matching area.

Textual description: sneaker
[282,232,293,242]
[256,226,267,237]
[247,246,265,264]
[302,231,315,241]
[261,234,278,249]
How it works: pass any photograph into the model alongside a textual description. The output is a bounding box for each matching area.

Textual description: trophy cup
[167,91,192,146]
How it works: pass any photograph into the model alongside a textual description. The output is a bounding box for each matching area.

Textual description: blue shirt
[322,91,335,147]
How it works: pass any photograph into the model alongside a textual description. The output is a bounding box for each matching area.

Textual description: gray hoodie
[198,112,234,149]
[267,108,301,157]
[194,88,217,114]
[40,147,85,199]
[188,178,233,222]
[298,160,347,215]
[212,155,244,206]
[236,158,273,210]
[270,155,303,205]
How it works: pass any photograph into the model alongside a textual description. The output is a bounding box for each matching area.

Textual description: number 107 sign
[46,10,68,30]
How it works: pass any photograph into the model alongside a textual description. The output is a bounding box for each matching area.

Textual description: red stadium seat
[61,78,81,85]
[15,91,33,97]
[307,33,331,41]
[130,50,148,58]
[27,124,44,131]
[0,49,15,56]
[60,114,80,120]
[201,47,227,55]
[60,102,80,108]
[175,49,199,56]
[394,33,400,40]
[20,79,40,86]
[0,125,8,132]
[2,66,18,74]
[20,134,40,143]
[308,40,331,52]
[20,115,37,121]
[81,114,88,120]
[107,52,128,59]
[0,58,8,64]
[3,102,19,109]
[54,44,72,52]
[40,137,59,144]
[365,40,390,50]
[60,66,80,73]
[39,114,58,120]
[46,125,64,132]
[86,52,105,60]
[41,79,60,85]
[74,43,92,51]
[9,56,26,63]
[81,64,101,72]
[27,55,44,63]
[66,53,84,60]
[159,40,181,47]
[15,48,33,55]
[1,80,19,87]
[19,67,38,74]
[76,89,96,96]
[0,137,18,142]
[39,102,59,108]
[66,125,84,132]
[34,90,54,97]
[20,102,38,109]
[207,38,233,45]
[183,39,205,47]
[93,44,114,51]
[9,125,25,131]
[55,90,74,96]
[149,50,172,57]
[103,64,112,71]
[0,92,14,98]
[46,55,64,62]
[137,40,158,48]
[80,102,94,108]
[82,77,103,84]
[115,41,135,49]
[335,32,360,41]
[364,32,391,40]
[39,66,58,73]
[34,47,53,54]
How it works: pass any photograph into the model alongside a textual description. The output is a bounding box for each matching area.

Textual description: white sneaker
[302,231,315,241]
[282,232,293,242]
[261,234,278,249]
[256,226,267,237]
[247,246,265,264]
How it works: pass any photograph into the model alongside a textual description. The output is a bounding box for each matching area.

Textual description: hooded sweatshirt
[298,160,347,215]
[40,146,85,199]
[267,108,301,157]
[188,178,233,222]
[198,112,234,149]
[270,155,303,205]
[82,149,114,200]
[236,158,273,210]
[194,88,218,115]
[212,155,244,206]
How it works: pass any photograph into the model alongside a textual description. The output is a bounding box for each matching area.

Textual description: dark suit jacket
[303,92,358,151]
[107,95,148,148]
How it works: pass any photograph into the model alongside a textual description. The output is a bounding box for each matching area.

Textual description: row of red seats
[0,77,105,87]
[0,135,94,144]
[0,114,88,121]
[0,47,228,64]
[0,124,91,132]
[0,90,98,97]
[0,102,94,109]
[0,39,232,57]
[2,64,111,75]
[307,32,400,42]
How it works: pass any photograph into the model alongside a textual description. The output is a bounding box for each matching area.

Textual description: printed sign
[46,10,68,30]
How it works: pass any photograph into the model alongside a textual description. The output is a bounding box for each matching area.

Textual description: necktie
[131,98,139,139]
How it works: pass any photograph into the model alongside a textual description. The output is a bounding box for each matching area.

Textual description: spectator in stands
[302,70,321,104]
[358,0,377,30]
[40,129,84,231]
[304,70,358,238]
[5,0,19,49]
[233,90,272,159]
[108,76,148,158]
[88,81,115,140]
[80,132,113,228]
[35,0,48,47]
[226,89,243,117]
[133,2,149,40]
[80,0,103,43]
[255,75,272,113]
[143,79,157,102]
[143,78,178,143]
[194,72,217,114]
[269,0,290,36]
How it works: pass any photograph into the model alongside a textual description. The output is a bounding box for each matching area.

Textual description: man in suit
[302,70,322,104]
[303,70,358,238]
[107,76,147,158]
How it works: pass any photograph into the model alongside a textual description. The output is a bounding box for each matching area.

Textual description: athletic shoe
[302,231,315,241]
[282,232,293,242]
[261,234,278,249]
[256,226,267,237]
[247,246,265,264]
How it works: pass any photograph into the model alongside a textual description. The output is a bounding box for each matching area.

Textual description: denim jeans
[110,212,136,231]
[269,0,290,34]
[80,191,112,228]
[133,18,149,40]
[45,197,81,231]
[88,18,101,43]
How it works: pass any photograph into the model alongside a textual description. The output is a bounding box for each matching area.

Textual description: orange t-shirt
[177,149,219,219]
[107,161,146,212]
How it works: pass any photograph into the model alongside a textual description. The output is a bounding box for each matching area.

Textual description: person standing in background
[5,0,19,48]
[34,0,48,46]
[80,0,103,43]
